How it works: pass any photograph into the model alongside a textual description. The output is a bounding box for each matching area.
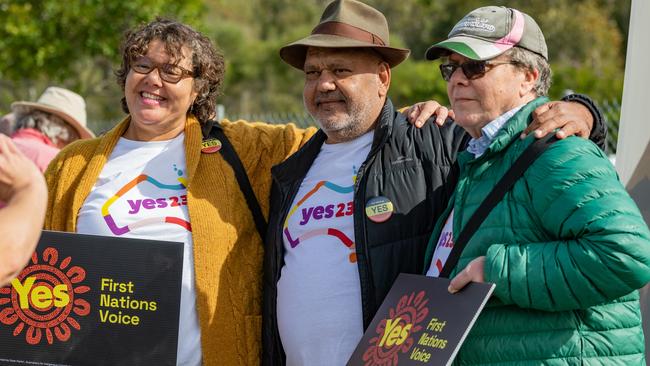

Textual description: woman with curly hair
[43,18,313,365]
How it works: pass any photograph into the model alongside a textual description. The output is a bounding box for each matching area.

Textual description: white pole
[617,1,650,363]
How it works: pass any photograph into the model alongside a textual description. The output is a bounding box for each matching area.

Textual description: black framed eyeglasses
[131,57,194,84]
[439,60,520,82]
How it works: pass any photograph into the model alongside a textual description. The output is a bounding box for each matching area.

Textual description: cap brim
[425,36,514,61]
[11,101,95,139]
[280,34,410,70]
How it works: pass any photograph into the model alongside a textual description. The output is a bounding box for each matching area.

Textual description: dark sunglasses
[439,60,520,82]
[131,57,194,84]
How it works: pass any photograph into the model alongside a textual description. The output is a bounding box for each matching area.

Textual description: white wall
[616,1,650,363]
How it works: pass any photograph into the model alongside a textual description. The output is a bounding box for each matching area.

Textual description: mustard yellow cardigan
[44,115,315,365]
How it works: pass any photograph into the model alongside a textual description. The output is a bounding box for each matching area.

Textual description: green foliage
[0,0,204,128]
[0,0,630,133]
[0,0,204,80]
[550,63,624,101]
[208,0,629,119]
[390,60,448,108]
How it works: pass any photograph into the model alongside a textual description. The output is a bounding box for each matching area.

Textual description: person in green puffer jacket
[422,6,650,365]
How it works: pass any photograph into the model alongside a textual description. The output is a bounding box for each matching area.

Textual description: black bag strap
[440,134,558,278]
[204,121,268,240]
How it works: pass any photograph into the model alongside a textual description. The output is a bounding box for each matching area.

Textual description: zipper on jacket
[354,154,378,329]
[353,107,392,329]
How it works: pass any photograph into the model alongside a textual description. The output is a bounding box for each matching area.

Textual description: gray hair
[0,113,15,136]
[504,47,551,96]
[13,107,80,146]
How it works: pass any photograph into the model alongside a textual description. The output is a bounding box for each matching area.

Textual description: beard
[307,90,375,143]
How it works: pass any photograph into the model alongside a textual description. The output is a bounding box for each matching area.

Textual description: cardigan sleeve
[484,137,650,311]
[221,121,316,181]
[221,120,316,171]
[219,120,316,217]
[43,147,68,230]
[42,137,101,232]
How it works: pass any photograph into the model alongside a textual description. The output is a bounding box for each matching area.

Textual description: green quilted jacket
[424,97,650,365]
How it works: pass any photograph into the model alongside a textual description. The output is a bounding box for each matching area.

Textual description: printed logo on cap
[453,16,496,33]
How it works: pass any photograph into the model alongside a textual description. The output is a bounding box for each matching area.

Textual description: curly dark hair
[115,18,225,124]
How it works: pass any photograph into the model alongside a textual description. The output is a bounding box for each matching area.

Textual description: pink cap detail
[494,9,524,51]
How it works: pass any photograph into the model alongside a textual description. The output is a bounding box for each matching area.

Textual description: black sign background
[348,274,494,366]
[0,230,183,366]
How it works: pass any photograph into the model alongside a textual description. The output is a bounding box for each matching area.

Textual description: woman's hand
[0,134,47,286]
[0,134,44,202]
[448,256,486,294]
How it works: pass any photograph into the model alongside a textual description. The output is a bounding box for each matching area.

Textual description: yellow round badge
[201,138,222,154]
[365,196,394,223]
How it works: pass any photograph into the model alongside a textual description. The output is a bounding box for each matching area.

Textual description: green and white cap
[425,6,547,61]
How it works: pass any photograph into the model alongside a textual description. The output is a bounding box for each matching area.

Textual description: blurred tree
[541,0,625,100]
[371,0,628,102]
[205,0,630,119]
[0,0,630,131]
[0,0,204,130]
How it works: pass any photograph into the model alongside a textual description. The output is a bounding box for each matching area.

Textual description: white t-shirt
[76,133,201,366]
[426,210,455,277]
[277,131,374,366]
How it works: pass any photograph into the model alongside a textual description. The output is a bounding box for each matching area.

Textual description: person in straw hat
[262,1,604,364]
[10,86,94,172]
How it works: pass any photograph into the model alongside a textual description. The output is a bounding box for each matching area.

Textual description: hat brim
[280,34,410,70]
[425,35,514,61]
[11,101,95,139]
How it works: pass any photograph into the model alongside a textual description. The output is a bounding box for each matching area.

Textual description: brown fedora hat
[280,0,410,70]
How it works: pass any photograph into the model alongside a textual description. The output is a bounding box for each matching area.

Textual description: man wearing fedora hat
[262,1,605,364]
[10,86,94,172]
